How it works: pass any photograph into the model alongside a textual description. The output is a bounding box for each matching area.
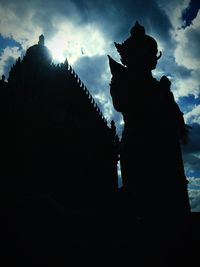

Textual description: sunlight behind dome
[46,38,67,63]
[46,22,106,64]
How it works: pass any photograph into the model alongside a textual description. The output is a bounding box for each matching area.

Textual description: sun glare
[47,38,66,63]
[46,22,106,64]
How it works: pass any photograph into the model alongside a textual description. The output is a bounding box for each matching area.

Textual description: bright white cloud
[0,46,21,77]
[188,177,200,189]
[155,1,200,101]
[0,2,42,49]
[94,92,114,120]
[188,188,200,212]
[173,70,200,99]
[46,22,106,64]
[184,105,200,124]
[184,153,200,175]
[174,11,200,70]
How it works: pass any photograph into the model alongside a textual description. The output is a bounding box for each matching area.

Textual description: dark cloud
[73,55,109,91]
[171,64,192,80]
[155,55,192,85]
[184,154,200,174]
[86,0,173,46]
[188,189,200,211]
[186,27,200,59]
[183,123,200,154]
[0,35,21,51]
[178,95,200,113]
[182,0,200,26]
[181,123,200,178]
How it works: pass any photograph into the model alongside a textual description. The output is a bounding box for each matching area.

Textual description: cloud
[73,55,111,107]
[184,105,200,124]
[156,0,190,28]
[173,70,200,99]
[183,153,200,176]
[73,54,123,130]
[174,11,200,70]
[188,189,200,212]
[0,46,22,79]
[46,22,107,64]
[188,177,200,189]
[154,1,200,100]
[0,1,41,48]
[181,123,200,180]
[0,0,173,48]
[168,10,200,99]
[182,123,200,156]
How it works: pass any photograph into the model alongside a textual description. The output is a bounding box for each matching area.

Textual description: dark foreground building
[0,35,118,209]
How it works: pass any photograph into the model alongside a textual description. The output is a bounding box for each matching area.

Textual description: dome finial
[38,34,45,46]
[130,21,145,37]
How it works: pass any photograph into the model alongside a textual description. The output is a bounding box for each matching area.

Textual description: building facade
[0,35,119,209]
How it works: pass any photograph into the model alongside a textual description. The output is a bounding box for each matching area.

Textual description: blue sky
[0,0,199,211]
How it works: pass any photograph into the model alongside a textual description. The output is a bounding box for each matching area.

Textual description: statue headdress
[114,21,162,67]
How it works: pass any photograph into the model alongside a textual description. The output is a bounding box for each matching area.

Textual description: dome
[24,35,52,65]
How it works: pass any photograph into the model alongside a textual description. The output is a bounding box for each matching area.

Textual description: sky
[0,0,200,211]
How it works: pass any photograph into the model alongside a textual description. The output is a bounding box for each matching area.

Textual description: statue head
[115,22,162,71]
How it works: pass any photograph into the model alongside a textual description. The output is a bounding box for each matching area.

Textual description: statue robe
[109,57,191,220]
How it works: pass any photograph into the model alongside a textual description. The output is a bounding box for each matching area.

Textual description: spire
[130,21,145,37]
[38,34,45,46]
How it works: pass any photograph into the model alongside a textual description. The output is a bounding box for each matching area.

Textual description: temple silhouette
[1,32,200,266]
[0,35,119,210]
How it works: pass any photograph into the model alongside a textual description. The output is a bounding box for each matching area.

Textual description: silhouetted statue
[38,34,45,46]
[108,22,191,225]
